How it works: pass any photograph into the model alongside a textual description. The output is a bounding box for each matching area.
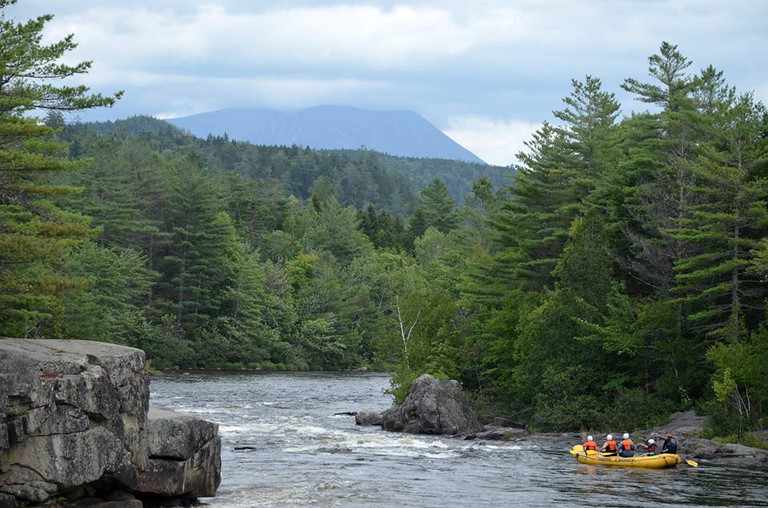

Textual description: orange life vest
[621,439,634,451]
[584,440,598,451]
[604,440,617,452]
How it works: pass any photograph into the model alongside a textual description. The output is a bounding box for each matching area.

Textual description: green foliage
[530,366,606,431]
[416,178,459,233]
[704,327,768,435]
[603,388,676,431]
[4,21,768,437]
[0,2,120,337]
[387,369,423,405]
[60,242,155,343]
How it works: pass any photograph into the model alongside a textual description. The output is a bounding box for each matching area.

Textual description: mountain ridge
[166,105,485,164]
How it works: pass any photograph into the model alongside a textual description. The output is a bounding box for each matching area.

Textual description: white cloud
[444,115,540,167]
[46,4,492,72]
[11,1,768,152]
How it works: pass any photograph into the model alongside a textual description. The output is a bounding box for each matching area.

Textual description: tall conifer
[0,1,121,336]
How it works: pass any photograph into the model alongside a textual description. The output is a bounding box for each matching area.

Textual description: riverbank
[645,411,768,467]
[475,411,768,468]
[356,373,768,469]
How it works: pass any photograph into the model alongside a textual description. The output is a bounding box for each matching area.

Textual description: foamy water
[150,371,768,508]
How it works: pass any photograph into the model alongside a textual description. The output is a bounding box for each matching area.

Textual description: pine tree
[616,42,702,294]
[0,2,121,336]
[669,86,768,341]
[417,178,459,233]
[153,156,233,335]
[491,76,620,291]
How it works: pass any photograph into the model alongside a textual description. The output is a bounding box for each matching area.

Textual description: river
[149,371,768,507]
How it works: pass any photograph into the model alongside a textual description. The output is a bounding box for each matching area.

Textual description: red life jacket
[621,439,634,451]
[584,440,598,451]
[604,440,617,452]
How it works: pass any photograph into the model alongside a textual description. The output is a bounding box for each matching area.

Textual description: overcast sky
[6,0,767,166]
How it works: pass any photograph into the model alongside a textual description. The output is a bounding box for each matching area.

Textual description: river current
[149,371,768,507]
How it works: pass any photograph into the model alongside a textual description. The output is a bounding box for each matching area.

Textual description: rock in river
[380,373,482,435]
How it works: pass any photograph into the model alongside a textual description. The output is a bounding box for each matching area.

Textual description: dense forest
[2,3,768,438]
[62,115,509,212]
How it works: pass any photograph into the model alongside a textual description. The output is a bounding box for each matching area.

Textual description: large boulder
[380,374,482,435]
[0,339,149,503]
[135,408,222,499]
[0,338,221,506]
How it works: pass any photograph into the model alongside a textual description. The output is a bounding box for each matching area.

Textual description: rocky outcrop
[0,339,221,506]
[380,374,482,435]
[135,408,221,499]
[684,439,768,465]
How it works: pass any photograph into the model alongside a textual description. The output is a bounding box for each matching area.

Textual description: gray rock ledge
[0,338,221,506]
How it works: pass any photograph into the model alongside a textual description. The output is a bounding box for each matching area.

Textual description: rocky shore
[0,339,222,507]
[357,374,768,468]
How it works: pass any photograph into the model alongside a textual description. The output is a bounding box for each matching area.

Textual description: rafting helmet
[648,438,655,444]
[623,433,629,439]
[606,434,613,440]
[587,435,593,441]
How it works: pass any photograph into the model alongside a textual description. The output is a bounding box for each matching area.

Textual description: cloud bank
[7,0,767,165]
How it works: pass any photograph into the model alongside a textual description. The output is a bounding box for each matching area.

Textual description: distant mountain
[166,106,485,164]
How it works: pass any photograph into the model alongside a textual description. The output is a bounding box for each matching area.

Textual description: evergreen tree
[669,87,768,341]
[0,1,121,336]
[616,42,702,293]
[153,156,233,336]
[417,178,459,233]
[60,243,155,344]
[306,196,372,264]
[358,204,405,251]
[491,76,620,291]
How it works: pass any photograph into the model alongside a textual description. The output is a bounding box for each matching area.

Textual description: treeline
[61,115,508,214]
[2,3,768,436]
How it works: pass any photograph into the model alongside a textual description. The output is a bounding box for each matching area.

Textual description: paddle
[684,458,698,467]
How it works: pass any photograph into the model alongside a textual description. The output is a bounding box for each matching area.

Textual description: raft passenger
[638,438,657,456]
[600,434,617,455]
[662,433,677,454]
[618,432,635,457]
[583,435,598,453]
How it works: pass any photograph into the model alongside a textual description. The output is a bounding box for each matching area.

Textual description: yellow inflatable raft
[570,445,682,468]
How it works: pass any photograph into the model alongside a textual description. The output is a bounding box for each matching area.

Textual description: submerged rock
[355,408,383,426]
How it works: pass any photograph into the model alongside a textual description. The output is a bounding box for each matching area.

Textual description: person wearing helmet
[583,435,598,453]
[618,432,635,457]
[600,434,617,455]
[662,433,678,454]
[638,437,657,456]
